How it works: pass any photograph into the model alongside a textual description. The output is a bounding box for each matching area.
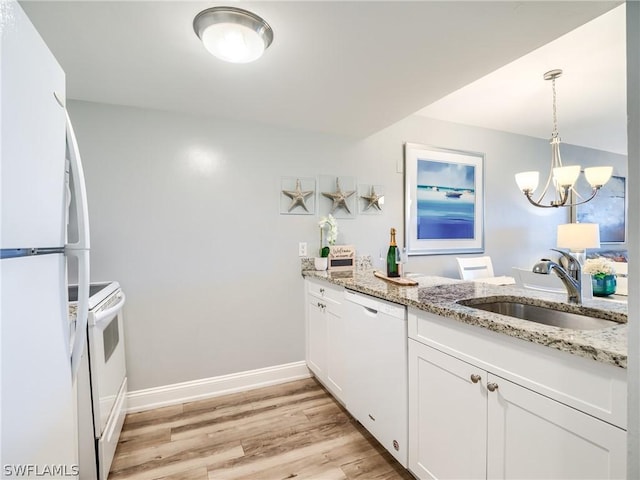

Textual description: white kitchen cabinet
[305,279,346,402]
[344,290,408,467]
[408,309,627,480]
[325,305,346,399]
[487,372,626,480]
[306,292,327,378]
[408,340,486,479]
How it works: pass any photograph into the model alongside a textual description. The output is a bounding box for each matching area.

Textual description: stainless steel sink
[458,300,620,330]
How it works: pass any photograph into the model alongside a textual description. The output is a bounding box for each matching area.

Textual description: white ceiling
[416,3,627,155]
[19,1,624,152]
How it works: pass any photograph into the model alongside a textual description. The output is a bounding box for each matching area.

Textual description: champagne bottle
[386,228,399,278]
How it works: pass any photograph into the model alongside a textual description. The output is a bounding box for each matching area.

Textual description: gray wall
[626,0,640,477]
[68,100,626,391]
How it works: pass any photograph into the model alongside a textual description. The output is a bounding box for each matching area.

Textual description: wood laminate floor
[109,377,414,480]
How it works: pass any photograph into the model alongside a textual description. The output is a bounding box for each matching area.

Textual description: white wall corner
[126,361,312,413]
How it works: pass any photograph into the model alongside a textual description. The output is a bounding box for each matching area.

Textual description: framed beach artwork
[404,143,484,255]
[573,175,626,243]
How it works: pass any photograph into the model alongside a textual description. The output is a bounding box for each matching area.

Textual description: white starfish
[322,178,355,214]
[360,185,384,211]
[282,178,314,212]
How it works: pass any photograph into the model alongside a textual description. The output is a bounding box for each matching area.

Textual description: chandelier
[515,69,612,208]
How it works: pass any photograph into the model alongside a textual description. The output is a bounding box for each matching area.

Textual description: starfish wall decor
[359,185,384,212]
[281,177,315,214]
[321,177,356,215]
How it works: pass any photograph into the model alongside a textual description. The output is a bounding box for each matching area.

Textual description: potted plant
[315,215,338,270]
[583,257,617,296]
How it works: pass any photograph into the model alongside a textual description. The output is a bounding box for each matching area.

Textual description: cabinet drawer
[409,308,627,429]
[306,279,343,304]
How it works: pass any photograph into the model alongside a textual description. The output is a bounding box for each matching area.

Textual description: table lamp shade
[557,223,601,251]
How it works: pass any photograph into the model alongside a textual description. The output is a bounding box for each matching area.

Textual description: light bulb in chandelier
[552,165,580,188]
[515,171,539,193]
[584,166,613,188]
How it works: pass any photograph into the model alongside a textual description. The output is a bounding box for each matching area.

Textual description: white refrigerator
[1,1,90,477]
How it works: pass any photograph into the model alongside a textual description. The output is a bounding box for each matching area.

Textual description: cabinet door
[325,303,346,401]
[305,280,347,403]
[306,295,327,380]
[487,373,626,480]
[408,340,487,480]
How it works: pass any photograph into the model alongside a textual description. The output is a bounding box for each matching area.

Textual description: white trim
[126,361,311,413]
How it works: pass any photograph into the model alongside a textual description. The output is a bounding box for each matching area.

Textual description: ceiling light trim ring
[193,6,274,50]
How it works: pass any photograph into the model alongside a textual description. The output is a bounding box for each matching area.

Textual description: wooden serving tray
[373,270,418,286]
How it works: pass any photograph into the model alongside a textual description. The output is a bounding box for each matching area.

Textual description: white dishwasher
[344,290,408,467]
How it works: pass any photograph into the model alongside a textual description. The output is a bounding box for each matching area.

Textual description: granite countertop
[303,268,628,369]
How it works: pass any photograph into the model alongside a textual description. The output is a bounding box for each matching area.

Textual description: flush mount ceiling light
[193,6,273,64]
[515,69,612,208]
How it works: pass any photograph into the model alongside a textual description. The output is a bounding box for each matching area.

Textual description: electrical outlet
[298,242,308,257]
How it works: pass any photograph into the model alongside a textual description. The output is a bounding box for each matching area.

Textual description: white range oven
[71,281,127,480]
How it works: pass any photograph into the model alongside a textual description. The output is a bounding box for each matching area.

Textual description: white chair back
[613,262,628,295]
[511,267,566,293]
[456,256,494,280]
[612,262,628,276]
[513,267,596,299]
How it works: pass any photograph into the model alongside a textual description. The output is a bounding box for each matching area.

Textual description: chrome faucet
[533,249,582,304]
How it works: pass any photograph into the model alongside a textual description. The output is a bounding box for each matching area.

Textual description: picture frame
[572,174,626,244]
[404,143,484,255]
[328,245,356,271]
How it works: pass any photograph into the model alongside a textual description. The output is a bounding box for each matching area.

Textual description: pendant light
[193,7,273,64]
[515,69,612,208]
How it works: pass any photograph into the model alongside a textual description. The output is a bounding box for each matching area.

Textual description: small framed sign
[328,245,355,271]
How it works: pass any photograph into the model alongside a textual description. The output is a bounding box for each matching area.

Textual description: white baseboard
[126,361,311,413]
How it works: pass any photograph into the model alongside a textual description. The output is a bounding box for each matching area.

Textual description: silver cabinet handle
[319,288,325,294]
[487,382,499,392]
[470,374,481,384]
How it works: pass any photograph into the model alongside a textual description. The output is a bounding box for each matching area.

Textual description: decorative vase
[314,257,328,271]
[592,274,617,296]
